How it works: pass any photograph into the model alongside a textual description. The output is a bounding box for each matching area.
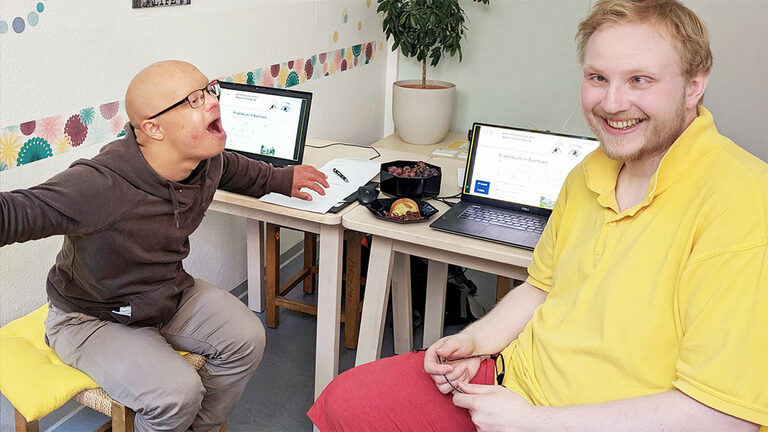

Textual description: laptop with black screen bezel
[429,122,599,249]
[218,81,312,167]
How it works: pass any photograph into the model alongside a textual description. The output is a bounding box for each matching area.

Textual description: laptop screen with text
[464,123,600,210]
[218,82,311,166]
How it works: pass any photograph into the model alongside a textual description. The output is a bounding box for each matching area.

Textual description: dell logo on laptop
[521,206,530,212]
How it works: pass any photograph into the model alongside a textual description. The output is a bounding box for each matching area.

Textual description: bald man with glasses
[0,60,329,432]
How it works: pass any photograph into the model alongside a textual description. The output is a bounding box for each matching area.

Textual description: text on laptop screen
[465,124,599,209]
[218,82,311,165]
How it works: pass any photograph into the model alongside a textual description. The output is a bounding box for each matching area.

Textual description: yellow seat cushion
[0,305,99,421]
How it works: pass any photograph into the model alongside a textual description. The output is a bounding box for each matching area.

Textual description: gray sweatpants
[44,279,266,432]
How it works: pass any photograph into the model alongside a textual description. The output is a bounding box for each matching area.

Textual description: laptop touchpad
[479,224,535,244]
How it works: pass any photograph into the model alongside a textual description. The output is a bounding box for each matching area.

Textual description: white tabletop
[342,140,533,277]
[342,199,533,278]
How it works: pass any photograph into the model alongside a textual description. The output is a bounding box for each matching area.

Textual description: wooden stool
[1,306,224,432]
[264,223,365,349]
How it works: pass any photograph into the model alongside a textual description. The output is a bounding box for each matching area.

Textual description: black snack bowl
[379,160,442,199]
[364,199,439,224]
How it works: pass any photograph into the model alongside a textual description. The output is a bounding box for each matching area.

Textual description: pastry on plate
[387,198,423,221]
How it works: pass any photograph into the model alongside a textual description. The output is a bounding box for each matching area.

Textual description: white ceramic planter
[392,79,456,145]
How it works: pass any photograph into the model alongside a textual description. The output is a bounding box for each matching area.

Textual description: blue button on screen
[474,180,490,195]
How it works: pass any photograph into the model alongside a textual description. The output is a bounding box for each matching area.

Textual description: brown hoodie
[0,126,293,326]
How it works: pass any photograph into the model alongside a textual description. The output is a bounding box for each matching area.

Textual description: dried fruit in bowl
[386,161,440,178]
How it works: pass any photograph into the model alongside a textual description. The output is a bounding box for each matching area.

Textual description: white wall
[397,0,768,162]
[1,1,385,425]
[693,0,768,161]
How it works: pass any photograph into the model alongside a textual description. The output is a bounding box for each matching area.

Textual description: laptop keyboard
[458,205,546,234]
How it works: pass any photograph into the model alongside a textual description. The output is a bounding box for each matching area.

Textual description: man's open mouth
[207,118,224,135]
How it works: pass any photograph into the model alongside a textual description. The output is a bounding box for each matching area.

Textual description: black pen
[333,168,349,183]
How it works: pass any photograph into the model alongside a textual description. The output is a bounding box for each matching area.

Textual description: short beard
[586,96,687,164]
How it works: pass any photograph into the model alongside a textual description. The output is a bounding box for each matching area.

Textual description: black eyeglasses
[437,353,505,393]
[147,80,220,120]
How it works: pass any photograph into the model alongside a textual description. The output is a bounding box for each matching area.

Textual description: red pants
[308,350,495,431]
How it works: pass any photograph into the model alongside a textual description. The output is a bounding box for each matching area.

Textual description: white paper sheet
[259,158,380,213]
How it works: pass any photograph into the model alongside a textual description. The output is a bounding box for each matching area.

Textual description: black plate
[364,198,439,224]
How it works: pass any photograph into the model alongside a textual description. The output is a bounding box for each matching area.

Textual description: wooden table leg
[265,223,280,328]
[391,252,413,355]
[314,224,344,399]
[423,260,449,347]
[246,220,265,312]
[355,236,395,367]
[303,232,317,294]
[344,230,363,349]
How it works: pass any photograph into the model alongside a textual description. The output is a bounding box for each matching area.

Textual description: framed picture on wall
[132,0,191,8]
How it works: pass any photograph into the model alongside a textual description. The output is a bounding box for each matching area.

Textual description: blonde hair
[576,0,712,80]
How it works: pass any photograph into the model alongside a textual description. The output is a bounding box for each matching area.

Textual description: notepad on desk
[431,140,469,158]
[259,158,380,213]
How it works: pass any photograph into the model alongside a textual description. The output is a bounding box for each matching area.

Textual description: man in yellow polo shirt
[308,1,767,430]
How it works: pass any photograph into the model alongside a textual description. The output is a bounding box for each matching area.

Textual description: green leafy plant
[377,0,490,88]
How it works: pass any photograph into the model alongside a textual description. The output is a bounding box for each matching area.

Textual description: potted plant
[378,0,489,144]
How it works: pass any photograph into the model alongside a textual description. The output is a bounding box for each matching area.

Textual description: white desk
[209,138,426,398]
[340,142,534,366]
[210,183,348,400]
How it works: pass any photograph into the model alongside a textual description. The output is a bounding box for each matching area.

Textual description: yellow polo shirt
[500,107,768,426]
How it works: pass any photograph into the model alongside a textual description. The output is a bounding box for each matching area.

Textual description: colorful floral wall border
[0,40,379,172]
[222,40,378,88]
[0,104,128,172]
